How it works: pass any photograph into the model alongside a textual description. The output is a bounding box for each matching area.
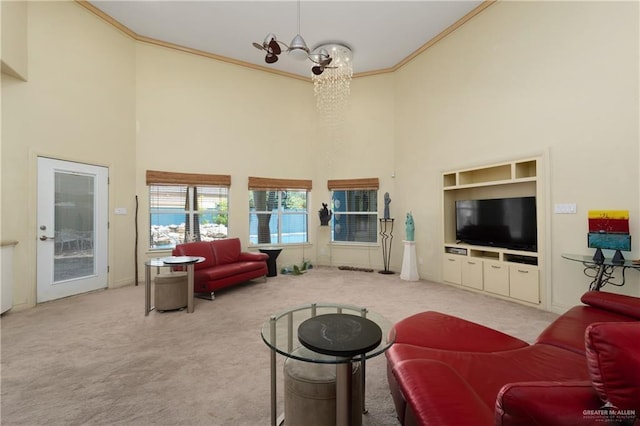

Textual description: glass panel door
[54,172,96,282]
[37,157,108,303]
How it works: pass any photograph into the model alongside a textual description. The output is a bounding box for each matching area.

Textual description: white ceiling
[88,1,485,78]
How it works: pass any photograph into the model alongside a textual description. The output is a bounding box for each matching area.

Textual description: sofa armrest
[495,381,606,426]
[580,291,640,320]
[238,251,268,262]
[392,359,493,426]
[585,322,640,413]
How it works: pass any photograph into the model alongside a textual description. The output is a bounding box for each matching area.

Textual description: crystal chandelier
[312,43,353,127]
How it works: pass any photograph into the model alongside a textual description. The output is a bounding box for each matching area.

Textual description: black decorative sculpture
[384,192,391,219]
[319,203,332,226]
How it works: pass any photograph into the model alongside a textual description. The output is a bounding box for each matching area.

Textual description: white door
[37,157,108,302]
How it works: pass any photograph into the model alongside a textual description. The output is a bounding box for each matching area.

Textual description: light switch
[554,203,577,214]
[114,207,127,215]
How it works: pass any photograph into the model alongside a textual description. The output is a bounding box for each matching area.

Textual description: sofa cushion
[535,305,637,355]
[581,291,640,320]
[172,241,216,270]
[212,238,241,265]
[196,262,265,282]
[392,359,494,426]
[387,342,590,409]
[392,311,529,352]
[585,321,640,412]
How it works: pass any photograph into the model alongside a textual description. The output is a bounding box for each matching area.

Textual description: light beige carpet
[1,267,559,425]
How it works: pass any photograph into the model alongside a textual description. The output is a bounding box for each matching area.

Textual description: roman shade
[146,170,231,186]
[248,177,312,190]
[327,178,379,190]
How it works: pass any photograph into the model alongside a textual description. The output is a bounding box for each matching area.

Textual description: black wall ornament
[319,203,332,226]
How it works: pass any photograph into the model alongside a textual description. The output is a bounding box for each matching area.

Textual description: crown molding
[75,0,495,81]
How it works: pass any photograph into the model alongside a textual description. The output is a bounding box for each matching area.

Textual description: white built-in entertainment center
[442,157,544,307]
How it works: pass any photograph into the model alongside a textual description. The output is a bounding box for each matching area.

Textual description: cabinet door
[461,259,483,289]
[483,260,508,296]
[443,255,462,284]
[509,265,539,303]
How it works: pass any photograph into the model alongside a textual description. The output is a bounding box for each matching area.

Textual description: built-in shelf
[443,159,538,190]
[444,245,538,265]
[515,160,537,179]
[441,157,543,307]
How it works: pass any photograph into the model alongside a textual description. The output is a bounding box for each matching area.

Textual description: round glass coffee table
[261,303,395,426]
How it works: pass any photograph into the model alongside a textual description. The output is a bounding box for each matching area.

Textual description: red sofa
[386,291,640,426]
[172,238,268,299]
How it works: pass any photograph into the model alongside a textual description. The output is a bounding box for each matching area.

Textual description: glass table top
[561,253,640,268]
[145,256,205,267]
[261,302,396,364]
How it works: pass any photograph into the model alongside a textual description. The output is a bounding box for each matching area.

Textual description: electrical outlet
[114,207,127,215]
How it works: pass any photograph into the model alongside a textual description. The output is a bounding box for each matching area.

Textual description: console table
[561,253,640,291]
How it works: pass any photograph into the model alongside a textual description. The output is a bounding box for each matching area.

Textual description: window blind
[146,170,231,187]
[248,177,312,190]
[327,178,379,190]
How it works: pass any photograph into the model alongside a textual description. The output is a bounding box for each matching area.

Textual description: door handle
[40,235,55,241]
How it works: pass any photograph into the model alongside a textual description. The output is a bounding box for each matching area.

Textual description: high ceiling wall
[2,1,638,311]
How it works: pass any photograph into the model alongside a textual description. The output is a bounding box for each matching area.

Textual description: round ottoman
[284,347,362,426]
[154,272,188,311]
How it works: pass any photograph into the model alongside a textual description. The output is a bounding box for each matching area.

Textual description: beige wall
[394,1,640,311]
[315,73,396,269]
[134,43,396,271]
[2,1,639,311]
[1,2,137,309]
[1,1,28,80]
[135,42,316,268]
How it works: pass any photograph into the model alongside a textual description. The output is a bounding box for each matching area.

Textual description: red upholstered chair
[495,322,640,425]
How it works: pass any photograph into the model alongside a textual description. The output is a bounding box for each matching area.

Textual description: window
[328,178,379,243]
[248,177,312,245]
[146,171,230,250]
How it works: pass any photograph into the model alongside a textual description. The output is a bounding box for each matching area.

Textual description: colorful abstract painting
[588,210,631,251]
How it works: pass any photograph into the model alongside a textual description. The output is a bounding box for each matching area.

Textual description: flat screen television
[455,196,537,252]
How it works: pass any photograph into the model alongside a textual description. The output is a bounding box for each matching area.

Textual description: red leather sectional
[173,238,268,295]
[386,291,640,425]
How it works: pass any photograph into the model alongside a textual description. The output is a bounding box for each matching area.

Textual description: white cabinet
[443,255,462,285]
[483,260,509,296]
[509,264,540,304]
[1,241,17,314]
[442,246,540,304]
[461,259,483,290]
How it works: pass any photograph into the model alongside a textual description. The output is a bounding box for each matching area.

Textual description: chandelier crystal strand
[312,44,353,127]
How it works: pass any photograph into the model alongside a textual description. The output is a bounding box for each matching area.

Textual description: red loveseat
[386,291,640,426]
[172,238,268,299]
